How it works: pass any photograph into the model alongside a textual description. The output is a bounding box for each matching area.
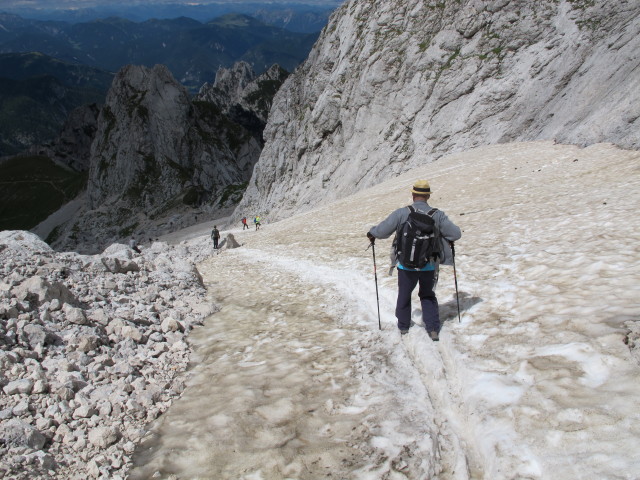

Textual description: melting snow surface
[129,141,640,479]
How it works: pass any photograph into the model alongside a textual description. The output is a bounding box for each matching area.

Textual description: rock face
[87,64,259,212]
[196,62,289,143]
[46,64,262,253]
[0,230,217,479]
[236,0,640,221]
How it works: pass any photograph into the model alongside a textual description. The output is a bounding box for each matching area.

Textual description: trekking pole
[367,241,382,330]
[450,241,461,323]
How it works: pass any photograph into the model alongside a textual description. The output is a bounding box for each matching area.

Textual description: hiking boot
[400,329,409,335]
[428,331,439,342]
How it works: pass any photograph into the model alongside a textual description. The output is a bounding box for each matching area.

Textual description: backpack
[395,206,441,269]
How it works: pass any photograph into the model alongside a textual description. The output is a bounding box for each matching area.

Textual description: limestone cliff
[236,0,640,221]
[47,64,261,253]
[196,62,289,143]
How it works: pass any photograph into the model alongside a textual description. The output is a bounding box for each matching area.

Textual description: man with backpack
[241,217,249,230]
[211,225,220,249]
[367,180,461,341]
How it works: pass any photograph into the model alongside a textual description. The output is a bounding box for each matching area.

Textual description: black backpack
[395,206,441,269]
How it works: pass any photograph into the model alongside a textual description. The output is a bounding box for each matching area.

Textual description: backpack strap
[408,205,438,217]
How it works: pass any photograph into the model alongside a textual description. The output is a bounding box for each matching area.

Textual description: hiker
[241,217,249,230]
[211,225,220,249]
[129,237,141,254]
[366,180,461,341]
[254,215,261,230]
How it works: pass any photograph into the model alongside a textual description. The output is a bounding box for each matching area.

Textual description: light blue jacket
[368,200,461,267]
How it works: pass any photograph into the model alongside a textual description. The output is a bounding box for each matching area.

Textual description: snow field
[132,141,640,479]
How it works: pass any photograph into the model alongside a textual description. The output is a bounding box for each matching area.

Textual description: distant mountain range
[0,52,113,156]
[0,12,320,89]
[0,1,340,32]
[0,12,320,156]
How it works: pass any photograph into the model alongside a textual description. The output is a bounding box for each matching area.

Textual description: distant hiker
[211,226,220,249]
[367,180,461,341]
[254,216,261,230]
[241,217,249,230]
[129,237,141,254]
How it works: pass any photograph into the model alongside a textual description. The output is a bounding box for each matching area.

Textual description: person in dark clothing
[129,237,141,254]
[367,180,461,341]
[211,226,220,249]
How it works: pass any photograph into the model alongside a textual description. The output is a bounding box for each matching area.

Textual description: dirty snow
[128,141,640,479]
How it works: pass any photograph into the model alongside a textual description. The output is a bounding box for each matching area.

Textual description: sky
[125,140,640,478]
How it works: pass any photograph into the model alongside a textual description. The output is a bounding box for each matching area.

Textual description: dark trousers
[396,268,439,333]
[213,238,219,248]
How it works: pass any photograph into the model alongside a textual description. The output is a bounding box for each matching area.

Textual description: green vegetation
[126,91,149,120]
[182,187,201,206]
[0,155,86,231]
[576,18,602,31]
[101,106,117,144]
[124,154,162,202]
[218,182,248,206]
[45,224,63,244]
[567,0,596,9]
[119,222,138,238]
[246,72,288,113]
[192,100,250,151]
[443,49,461,69]
[166,158,192,183]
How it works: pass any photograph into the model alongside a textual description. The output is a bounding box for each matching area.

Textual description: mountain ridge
[0,12,319,91]
[0,2,340,32]
[235,0,640,224]
[33,61,290,253]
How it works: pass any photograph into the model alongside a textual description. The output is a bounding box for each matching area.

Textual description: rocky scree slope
[45,64,262,254]
[236,0,640,222]
[0,230,217,479]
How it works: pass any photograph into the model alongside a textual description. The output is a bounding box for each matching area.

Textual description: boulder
[0,419,46,449]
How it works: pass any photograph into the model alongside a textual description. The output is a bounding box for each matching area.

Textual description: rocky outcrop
[87,64,259,211]
[0,230,217,479]
[196,62,289,143]
[236,0,640,221]
[45,64,262,253]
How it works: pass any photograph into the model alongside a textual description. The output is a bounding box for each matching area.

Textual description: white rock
[88,426,120,448]
[161,317,180,333]
[121,325,143,342]
[3,378,34,395]
[63,304,87,325]
[0,419,46,449]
